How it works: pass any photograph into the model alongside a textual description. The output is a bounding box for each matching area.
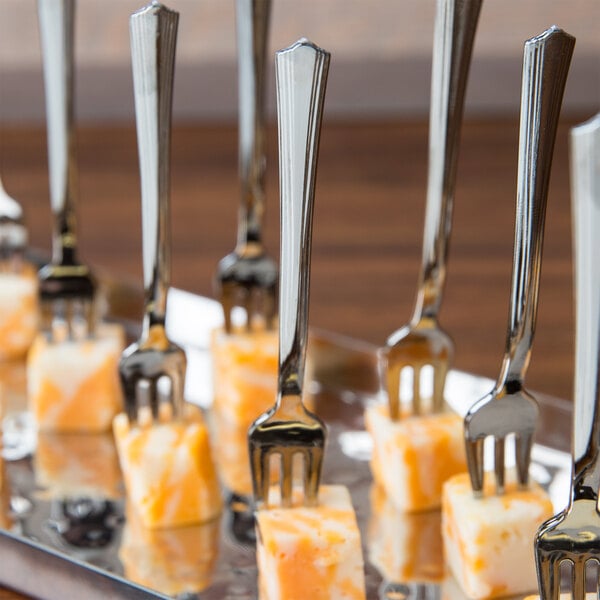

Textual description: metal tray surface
[0,288,573,599]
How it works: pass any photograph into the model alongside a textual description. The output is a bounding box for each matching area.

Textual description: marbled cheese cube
[442,471,553,600]
[120,506,219,596]
[113,404,222,529]
[27,322,124,432]
[0,269,38,360]
[365,403,466,512]
[35,432,120,499]
[256,485,366,600]
[368,484,444,584]
[211,327,278,496]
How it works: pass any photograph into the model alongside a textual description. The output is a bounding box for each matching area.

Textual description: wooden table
[0,117,580,598]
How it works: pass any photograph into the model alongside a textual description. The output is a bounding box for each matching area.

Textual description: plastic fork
[215,0,278,333]
[37,0,96,341]
[118,2,186,425]
[248,39,330,509]
[383,0,483,419]
[0,175,27,268]
[464,27,575,495]
[535,114,600,600]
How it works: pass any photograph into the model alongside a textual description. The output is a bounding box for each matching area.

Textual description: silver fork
[37,0,96,340]
[118,2,186,425]
[383,0,483,419]
[248,39,330,509]
[0,175,27,268]
[464,27,575,495]
[215,0,278,333]
[535,113,600,600]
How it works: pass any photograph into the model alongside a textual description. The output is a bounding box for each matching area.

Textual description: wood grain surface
[0,116,582,598]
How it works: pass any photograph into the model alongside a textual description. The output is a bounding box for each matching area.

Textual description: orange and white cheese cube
[35,432,120,499]
[442,470,553,600]
[0,269,38,360]
[365,403,466,512]
[256,485,366,600]
[368,484,444,584]
[211,327,278,495]
[27,323,124,432]
[113,404,222,529]
[120,506,219,596]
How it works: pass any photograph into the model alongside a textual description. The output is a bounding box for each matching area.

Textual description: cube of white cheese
[255,485,366,600]
[442,471,553,599]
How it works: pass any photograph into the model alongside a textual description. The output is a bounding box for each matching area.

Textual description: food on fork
[442,470,553,599]
[0,265,38,361]
[34,431,120,499]
[119,498,220,596]
[256,485,365,600]
[114,404,221,529]
[368,484,444,584]
[365,403,466,512]
[27,322,124,432]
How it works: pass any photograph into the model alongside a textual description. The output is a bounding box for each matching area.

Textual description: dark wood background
[0,116,583,598]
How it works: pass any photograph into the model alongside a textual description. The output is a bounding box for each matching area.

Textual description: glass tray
[0,285,573,600]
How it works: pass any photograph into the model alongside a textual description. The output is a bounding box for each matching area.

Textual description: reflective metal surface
[248,39,330,509]
[383,0,483,419]
[37,0,97,338]
[535,113,600,600]
[119,2,186,424]
[215,0,278,333]
[0,176,27,263]
[464,26,575,495]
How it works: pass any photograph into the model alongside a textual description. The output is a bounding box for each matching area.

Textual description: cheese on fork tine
[113,404,222,529]
[442,470,553,600]
[28,322,124,433]
[365,403,466,512]
[255,485,366,600]
[0,269,38,360]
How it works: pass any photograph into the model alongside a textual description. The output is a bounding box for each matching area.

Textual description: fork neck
[411,276,444,324]
[235,0,271,253]
[51,206,80,266]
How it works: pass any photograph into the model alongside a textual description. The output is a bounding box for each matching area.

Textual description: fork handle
[235,0,271,250]
[570,114,600,496]
[275,40,330,399]
[130,2,178,330]
[499,27,574,388]
[413,0,482,321]
[37,0,79,267]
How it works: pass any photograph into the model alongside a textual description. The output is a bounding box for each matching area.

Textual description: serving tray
[0,285,573,600]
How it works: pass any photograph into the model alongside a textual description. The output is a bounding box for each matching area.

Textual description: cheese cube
[28,322,124,432]
[442,471,553,599]
[0,359,26,415]
[211,327,278,496]
[365,403,466,512]
[0,269,38,360]
[255,485,366,600]
[35,432,120,499]
[120,506,219,596]
[113,404,222,529]
[368,484,444,583]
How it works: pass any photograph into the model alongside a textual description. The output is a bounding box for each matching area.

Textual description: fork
[0,175,27,268]
[118,2,186,425]
[215,0,278,333]
[464,27,575,495]
[36,0,96,340]
[534,113,600,600]
[248,39,330,509]
[383,0,483,419]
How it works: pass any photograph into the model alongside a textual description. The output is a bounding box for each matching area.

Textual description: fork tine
[515,431,533,487]
[304,447,323,508]
[537,552,561,600]
[280,451,294,508]
[494,436,505,494]
[573,558,586,600]
[412,366,422,415]
[465,437,485,496]
[432,360,446,412]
